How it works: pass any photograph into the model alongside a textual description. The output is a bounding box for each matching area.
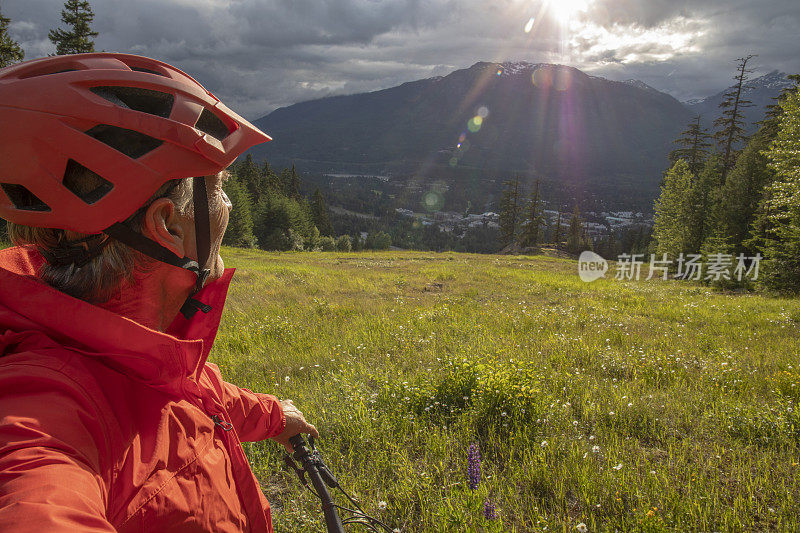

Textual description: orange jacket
[0,246,285,532]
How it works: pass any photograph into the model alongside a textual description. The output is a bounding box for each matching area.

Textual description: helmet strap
[103,175,216,321]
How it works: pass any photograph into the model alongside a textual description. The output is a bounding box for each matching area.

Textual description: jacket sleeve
[204,363,286,442]
[0,361,115,533]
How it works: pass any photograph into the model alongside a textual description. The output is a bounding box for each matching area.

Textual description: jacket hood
[0,245,234,395]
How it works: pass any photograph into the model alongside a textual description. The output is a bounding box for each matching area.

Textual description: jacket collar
[0,245,233,395]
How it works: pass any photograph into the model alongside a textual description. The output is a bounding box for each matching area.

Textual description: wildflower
[483,500,497,520]
[467,443,481,490]
[541,440,548,448]
[592,445,600,453]
[284,376,290,382]
[613,463,623,470]
[378,501,387,510]
[576,523,588,533]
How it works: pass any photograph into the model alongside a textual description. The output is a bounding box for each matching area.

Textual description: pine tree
[712,126,776,256]
[519,179,544,248]
[669,115,712,176]
[280,164,301,199]
[498,176,522,247]
[713,55,756,183]
[48,0,98,55]
[565,205,586,255]
[685,155,724,253]
[221,174,255,248]
[310,188,333,236]
[0,8,24,67]
[236,154,267,205]
[262,160,281,192]
[652,159,694,259]
[749,89,800,292]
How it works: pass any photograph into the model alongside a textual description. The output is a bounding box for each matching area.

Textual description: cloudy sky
[3,0,798,119]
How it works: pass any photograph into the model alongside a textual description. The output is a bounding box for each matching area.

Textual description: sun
[548,0,591,24]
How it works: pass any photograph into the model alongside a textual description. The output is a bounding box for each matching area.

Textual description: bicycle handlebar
[287,434,346,533]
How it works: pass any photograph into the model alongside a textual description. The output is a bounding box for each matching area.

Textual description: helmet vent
[90,86,174,119]
[18,68,80,79]
[62,160,114,205]
[86,124,164,159]
[195,108,231,141]
[0,183,51,212]
[130,66,168,77]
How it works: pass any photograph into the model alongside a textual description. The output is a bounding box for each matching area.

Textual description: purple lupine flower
[483,500,497,520]
[467,442,481,490]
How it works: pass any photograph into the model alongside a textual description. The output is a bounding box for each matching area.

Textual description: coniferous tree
[310,188,333,236]
[652,159,693,259]
[669,115,712,176]
[48,0,98,55]
[0,8,24,67]
[565,205,588,254]
[713,55,756,183]
[498,176,522,247]
[235,154,264,205]
[221,173,255,248]
[749,89,800,292]
[519,179,544,248]
[280,164,301,199]
[713,128,776,256]
[685,155,724,253]
[262,160,281,192]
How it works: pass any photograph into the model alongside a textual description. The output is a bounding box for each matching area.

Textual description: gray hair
[8,165,194,304]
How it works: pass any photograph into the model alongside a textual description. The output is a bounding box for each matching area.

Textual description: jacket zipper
[211,414,233,431]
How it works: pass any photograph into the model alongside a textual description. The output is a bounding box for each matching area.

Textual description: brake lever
[283,453,308,488]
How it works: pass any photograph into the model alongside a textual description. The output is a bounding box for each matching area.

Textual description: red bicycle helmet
[0,53,272,317]
[0,53,270,232]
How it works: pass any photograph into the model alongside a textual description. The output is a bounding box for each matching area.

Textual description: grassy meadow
[211,248,800,532]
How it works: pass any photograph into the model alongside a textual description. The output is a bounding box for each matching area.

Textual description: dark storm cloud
[3,0,799,118]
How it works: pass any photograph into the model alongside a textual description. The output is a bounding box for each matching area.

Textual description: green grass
[212,248,800,532]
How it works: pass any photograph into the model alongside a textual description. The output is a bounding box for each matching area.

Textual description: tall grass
[214,248,800,531]
[6,238,795,530]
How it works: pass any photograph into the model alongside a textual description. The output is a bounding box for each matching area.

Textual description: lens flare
[496,69,503,76]
[532,67,553,88]
[467,117,482,133]
[422,191,444,211]
[477,106,489,118]
[524,17,535,33]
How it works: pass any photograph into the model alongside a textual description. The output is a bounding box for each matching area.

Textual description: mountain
[685,70,794,135]
[250,61,694,210]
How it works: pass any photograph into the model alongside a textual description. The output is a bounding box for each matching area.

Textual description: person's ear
[141,198,189,258]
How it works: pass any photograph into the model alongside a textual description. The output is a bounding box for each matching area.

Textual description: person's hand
[271,399,319,452]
